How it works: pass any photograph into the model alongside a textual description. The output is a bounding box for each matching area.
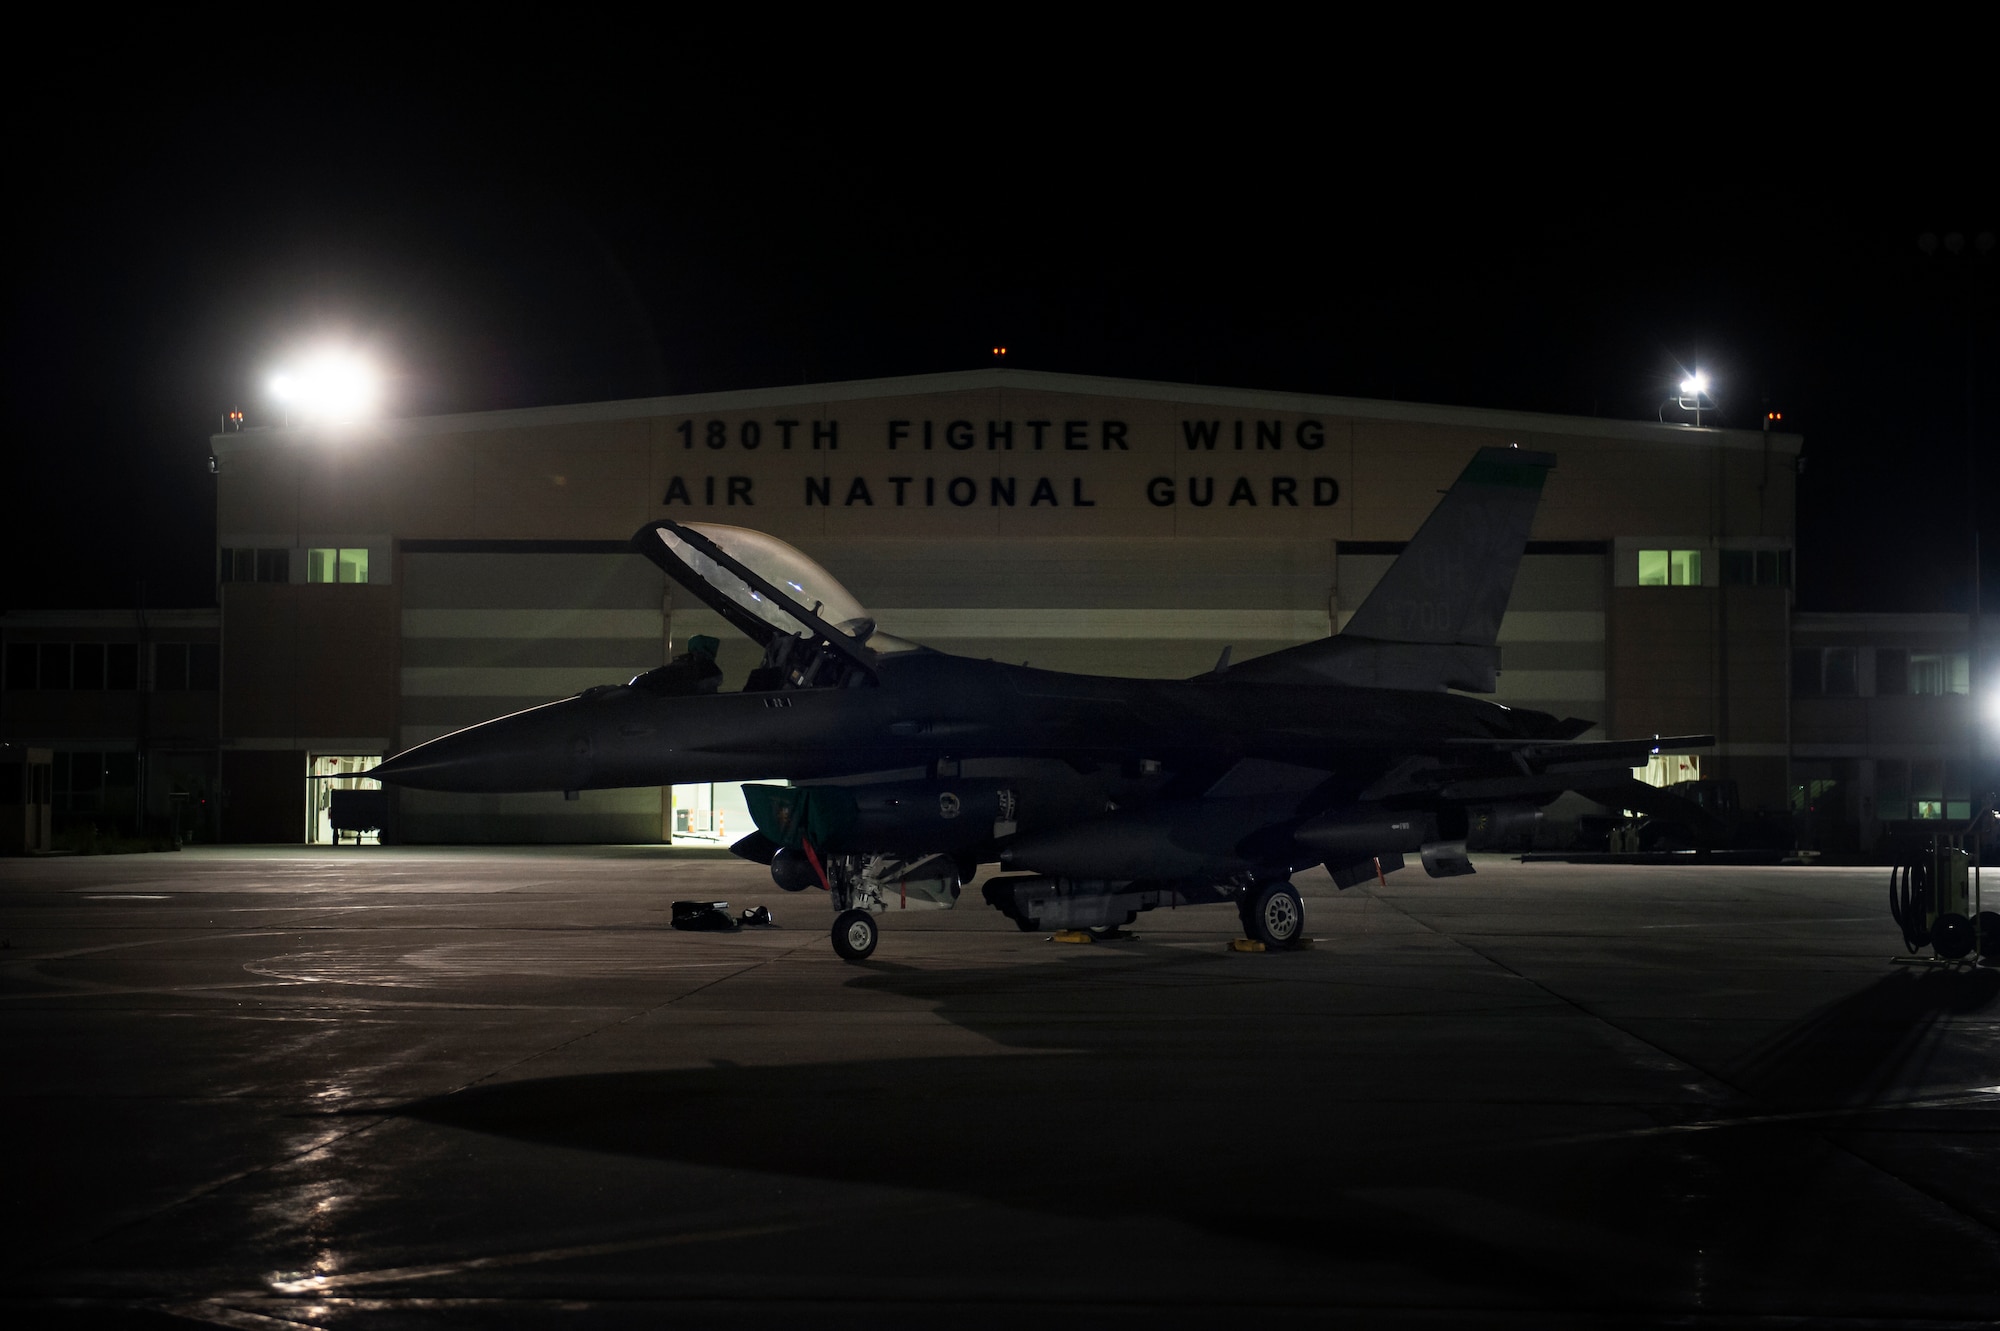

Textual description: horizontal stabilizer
[1443,734,1715,766]
[1568,776,1732,846]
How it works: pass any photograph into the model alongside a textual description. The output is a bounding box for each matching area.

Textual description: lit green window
[307,548,369,584]
[1639,549,1701,586]
[1909,651,1971,695]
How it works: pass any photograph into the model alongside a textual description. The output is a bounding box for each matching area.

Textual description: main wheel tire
[1086,910,1138,940]
[1247,882,1305,949]
[1933,911,1973,961]
[1976,911,2000,958]
[831,908,878,962]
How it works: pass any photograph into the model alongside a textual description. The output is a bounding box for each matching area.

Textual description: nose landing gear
[824,853,888,963]
[832,908,878,962]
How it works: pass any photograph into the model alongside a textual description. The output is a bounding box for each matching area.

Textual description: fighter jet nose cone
[369,748,432,787]
[370,698,597,793]
[370,732,494,792]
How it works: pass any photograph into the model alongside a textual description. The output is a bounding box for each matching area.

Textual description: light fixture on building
[268,350,381,425]
[1674,369,1712,428]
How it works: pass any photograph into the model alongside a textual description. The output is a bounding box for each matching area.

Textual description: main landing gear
[1240,880,1306,949]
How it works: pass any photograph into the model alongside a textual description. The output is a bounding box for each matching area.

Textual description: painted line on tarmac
[1540,1085,2000,1145]
[162,1300,323,1329]
[262,1219,805,1294]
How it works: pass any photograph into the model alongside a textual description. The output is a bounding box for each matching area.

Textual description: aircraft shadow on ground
[388,943,1931,1306]
[1724,965,2000,1110]
[397,966,1567,1298]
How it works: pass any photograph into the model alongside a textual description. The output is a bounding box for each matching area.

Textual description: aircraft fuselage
[374,648,1562,796]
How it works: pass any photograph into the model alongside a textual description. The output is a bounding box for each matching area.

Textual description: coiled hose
[1889,857,1933,953]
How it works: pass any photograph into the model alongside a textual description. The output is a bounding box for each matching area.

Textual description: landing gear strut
[827,854,885,963]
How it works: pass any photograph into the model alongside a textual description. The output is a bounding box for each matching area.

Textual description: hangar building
[5,369,1816,847]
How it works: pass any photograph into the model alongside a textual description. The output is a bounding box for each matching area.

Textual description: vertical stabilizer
[1217,447,1554,692]
[1342,447,1555,647]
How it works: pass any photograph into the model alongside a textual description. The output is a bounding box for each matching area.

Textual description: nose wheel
[832,908,878,962]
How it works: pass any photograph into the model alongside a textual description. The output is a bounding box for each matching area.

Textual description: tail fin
[1342,447,1554,647]
[1221,447,1555,692]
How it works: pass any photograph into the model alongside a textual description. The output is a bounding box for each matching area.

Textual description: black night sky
[6,52,1994,616]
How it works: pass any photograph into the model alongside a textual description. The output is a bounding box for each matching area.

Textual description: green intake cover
[742,783,858,849]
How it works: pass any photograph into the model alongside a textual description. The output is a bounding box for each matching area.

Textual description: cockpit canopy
[632,522,922,691]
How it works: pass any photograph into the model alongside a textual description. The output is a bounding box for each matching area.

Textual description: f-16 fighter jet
[372,448,1708,961]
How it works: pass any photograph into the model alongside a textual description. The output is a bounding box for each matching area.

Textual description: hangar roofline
[211,367,1801,454]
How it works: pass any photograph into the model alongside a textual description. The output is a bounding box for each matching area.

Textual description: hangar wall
[671,536,1338,681]
[207,368,1802,844]
[397,547,667,842]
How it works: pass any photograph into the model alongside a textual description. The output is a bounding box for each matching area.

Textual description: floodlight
[266,350,381,423]
[1680,371,1710,397]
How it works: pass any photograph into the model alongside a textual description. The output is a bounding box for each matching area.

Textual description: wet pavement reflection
[3,848,1998,1326]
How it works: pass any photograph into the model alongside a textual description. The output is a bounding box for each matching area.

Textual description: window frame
[1638,548,1703,587]
[5,642,36,690]
[71,643,105,690]
[39,643,70,690]
[153,642,189,692]
[308,547,371,584]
